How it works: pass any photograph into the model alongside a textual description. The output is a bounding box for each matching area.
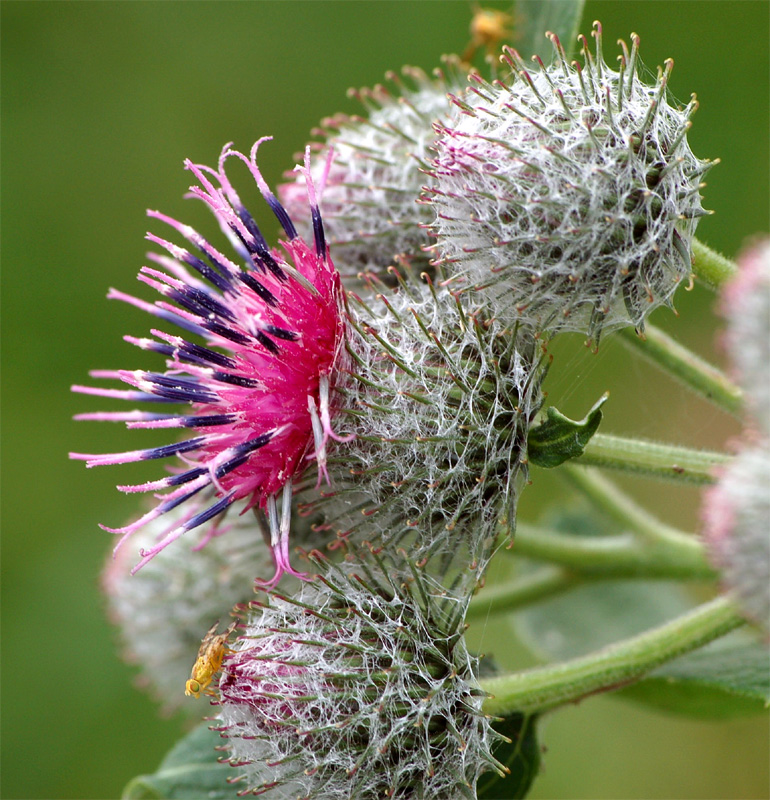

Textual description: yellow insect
[185,620,237,698]
[462,5,515,64]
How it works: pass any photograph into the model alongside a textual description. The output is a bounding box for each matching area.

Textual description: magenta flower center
[71,139,351,584]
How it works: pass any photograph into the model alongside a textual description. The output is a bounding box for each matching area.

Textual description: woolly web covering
[306,271,545,591]
[278,61,467,278]
[103,504,325,713]
[214,556,506,799]
[425,24,713,343]
[702,445,770,634]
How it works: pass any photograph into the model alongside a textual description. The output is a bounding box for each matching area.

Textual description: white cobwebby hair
[703,445,770,632]
[426,25,712,343]
[279,62,466,277]
[215,557,506,799]
[102,504,324,713]
[309,273,544,590]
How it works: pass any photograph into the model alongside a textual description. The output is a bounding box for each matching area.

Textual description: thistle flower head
[719,240,770,434]
[702,444,770,634]
[215,556,505,798]
[425,24,713,343]
[307,272,544,584]
[72,139,349,585]
[278,62,466,278]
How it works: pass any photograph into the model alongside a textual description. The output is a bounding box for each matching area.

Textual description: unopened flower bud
[425,23,713,343]
[215,557,506,798]
[310,273,544,583]
[719,240,770,434]
[702,445,770,634]
[279,62,467,277]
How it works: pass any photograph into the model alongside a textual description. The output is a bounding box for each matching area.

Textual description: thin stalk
[561,466,701,551]
[618,325,743,416]
[480,595,744,716]
[577,433,730,484]
[692,238,738,290]
[467,566,581,620]
[510,522,714,580]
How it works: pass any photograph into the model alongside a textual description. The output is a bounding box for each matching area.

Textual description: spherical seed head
[719,240,770,434]
[216,558,504,799]
[71,139,348,583]
[426,24,713,343]
[308,273,544,584]
[278,62,467,278]
[702,444,770,634]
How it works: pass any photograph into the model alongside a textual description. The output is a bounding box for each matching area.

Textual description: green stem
[467,566,581,620]
[692,238,738,290]
[577,433,730,484]
[470,499,713,619]
[510,522,714,579]
[562,466,700,548]
[480,595,744,716]
[618,325,743,416]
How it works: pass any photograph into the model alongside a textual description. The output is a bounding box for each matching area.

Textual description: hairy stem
[618,325,743,416]
[510,522,713,579]
[692,238,738,290]
[577,433,730,484]
[480,595,744,716]
[467,566,582,620]
[471,499,713,618]
[562,466,700,548]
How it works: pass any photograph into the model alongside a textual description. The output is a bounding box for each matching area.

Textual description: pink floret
[71,139,352,584]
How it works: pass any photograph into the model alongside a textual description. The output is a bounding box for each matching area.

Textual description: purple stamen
[72,140,349,582]
[71,436,209,467]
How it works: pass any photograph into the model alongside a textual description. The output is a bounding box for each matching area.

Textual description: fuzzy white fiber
[103,504,322,712]
[426,24,712,343]
[720,240,770,435]
[216,558,503,799]
[311,274,544,587]
[279,62,466,278]
[703,444,770,634]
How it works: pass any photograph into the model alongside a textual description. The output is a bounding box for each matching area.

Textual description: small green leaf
[478,714,541,800]
[122,724,237,800]
[618,637,770,718]
[514,0,586,61]
[528,394,607,468]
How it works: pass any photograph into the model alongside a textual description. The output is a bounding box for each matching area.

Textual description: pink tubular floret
[71,140,351,584]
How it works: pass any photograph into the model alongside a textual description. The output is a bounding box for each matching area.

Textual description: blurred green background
[2,2,768,798]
